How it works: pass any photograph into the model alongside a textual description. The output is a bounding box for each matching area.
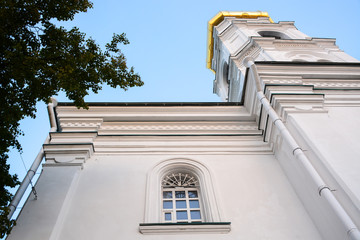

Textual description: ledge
[255,61,360,66]
[139,222,231,234]
[57,102,242,106]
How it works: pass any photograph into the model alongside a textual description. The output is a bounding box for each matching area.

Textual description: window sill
[139,222,231,234]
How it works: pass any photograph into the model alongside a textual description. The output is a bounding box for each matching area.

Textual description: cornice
[55,105,255,123]
[256,63,360,89]
[98,121,261,135]
[93,135,273,155]
[231,41,261,69]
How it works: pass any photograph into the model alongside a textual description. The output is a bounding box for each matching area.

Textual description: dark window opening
[222,62,229,84]
[258,31,290,40]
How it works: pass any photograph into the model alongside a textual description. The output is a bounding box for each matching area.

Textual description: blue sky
[7,0,360,213]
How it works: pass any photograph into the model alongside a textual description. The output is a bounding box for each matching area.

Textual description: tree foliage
[0,0,143,236]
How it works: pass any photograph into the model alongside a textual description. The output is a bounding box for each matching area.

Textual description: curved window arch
[258,31,290,40]
[222,61,229,84]
[144,158,222,223]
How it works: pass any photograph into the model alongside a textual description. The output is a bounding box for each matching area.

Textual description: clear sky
[7,0,360,214]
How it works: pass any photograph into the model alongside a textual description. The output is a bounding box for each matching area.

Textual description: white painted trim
[139,223,231,234]
[162,187,202,223]
[144,158,223,223]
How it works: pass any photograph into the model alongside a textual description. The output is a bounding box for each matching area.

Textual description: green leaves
[106,33,130,53]
[0,0,142,236]
[0,207,16,238]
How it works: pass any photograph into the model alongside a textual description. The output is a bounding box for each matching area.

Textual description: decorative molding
[93,135,273,154]
[276,43,317,48]
[144,158,224,224]
[60,119,102,131]
[261,79,360,89]
[234,44,261,68]
[49,132,97,144]
[139,222,231,234]
[56,105,255,122]
[43,144,94,168]
[306,82,360,88]
[99,122,259,133]
[61,122,102,128]
[263,79,303,84]
[256,64,360,91]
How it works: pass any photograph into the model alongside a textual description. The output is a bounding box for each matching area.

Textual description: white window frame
[140,158,230,234]
[144,158,222,223]
[162,186,202,223]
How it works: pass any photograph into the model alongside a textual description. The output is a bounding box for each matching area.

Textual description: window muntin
[162,188,202,222]
[143,158,222,224]
[162,172,198,187]
[162,172,202,223]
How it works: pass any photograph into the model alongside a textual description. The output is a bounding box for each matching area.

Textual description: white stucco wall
[7,166,82,240]
[286,106,360,228]
[10,150,322,240]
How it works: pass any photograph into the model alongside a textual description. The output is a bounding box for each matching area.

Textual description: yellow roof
[206,11,273,72]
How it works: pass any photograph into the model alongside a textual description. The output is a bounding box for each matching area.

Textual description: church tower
[208,11,360,240]
[7,12,360,240]
[208,12,358,102]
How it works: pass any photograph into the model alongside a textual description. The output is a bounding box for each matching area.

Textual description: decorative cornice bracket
[43,143,94,168]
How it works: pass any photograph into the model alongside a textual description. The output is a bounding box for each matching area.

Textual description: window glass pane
[175,191,185,198]
[188,191,198,198]
[163,201,173,209]
[163,191,172,199]
[176,200,186,208]
[190,210,201,219]
[165,213,171,221]
[176,211,188,220]
[189,200,199,208]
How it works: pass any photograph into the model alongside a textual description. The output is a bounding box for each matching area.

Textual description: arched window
[162,172,202,222]
[258,31,290,40]
[140,158,231,234]
[143,158,222,223]
[222,61,229,84]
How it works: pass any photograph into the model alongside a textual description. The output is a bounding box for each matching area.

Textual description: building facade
[7,12,360,240]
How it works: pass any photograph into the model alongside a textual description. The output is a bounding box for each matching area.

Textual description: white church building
[7,12,360,240]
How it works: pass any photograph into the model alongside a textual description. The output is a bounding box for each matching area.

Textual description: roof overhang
[206,11,273,73]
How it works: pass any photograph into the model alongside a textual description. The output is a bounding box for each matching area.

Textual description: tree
[0,0,143,236]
